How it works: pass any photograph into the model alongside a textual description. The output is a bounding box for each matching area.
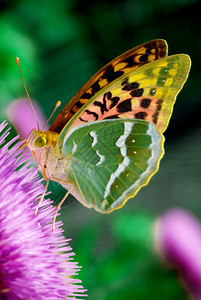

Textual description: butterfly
[25,39,191,214]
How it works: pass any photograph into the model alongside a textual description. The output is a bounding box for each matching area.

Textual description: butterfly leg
[34,179,49,215]
[30,150,50,181]
[49,175,73,230]
[52,185,73,231]
[51,174,72,185]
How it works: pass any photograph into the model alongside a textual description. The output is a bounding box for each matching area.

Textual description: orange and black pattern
[49,39,167,133]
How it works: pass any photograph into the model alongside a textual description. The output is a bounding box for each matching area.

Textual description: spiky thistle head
[0,121,87,299]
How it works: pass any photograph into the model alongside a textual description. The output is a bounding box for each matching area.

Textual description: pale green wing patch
[62,119,164,213]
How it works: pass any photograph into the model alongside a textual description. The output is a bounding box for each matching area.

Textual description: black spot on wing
[82,92,92,99]
[104,115,119,119]
[139,54,149,62]
[145,47,155,55]
[130,88,144,97]
[102,65,124,82]
[109,97,120,109]
[106,91,112,99]
[140,98,151,108]
[146,41,157,48]
[122,55,135,68]
[144,41,167,60]
[156,99,163,111]
[75,100,84,109]
[85,110,99,120]
[79,117,88,122]
[117,99,132,113]
[144,41,158,55]
[135,112,147,119]
[121,77,129,86]
[122,82,140,91]
[94,93,109,114]
[91,81,101,96]
[153,99,163,124]
[153,112,159,124]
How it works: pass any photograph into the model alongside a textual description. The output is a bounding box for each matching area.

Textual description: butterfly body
[27,40,191,213]
[28,119,164,213]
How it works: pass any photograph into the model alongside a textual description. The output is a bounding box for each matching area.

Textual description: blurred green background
[0,0,200,298]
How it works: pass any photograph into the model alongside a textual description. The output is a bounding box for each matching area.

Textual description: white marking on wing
[108,122,163,211]
[89,131,97,147]
[72,140,77,154]
[96,150,105,166]
[103,122,133,200]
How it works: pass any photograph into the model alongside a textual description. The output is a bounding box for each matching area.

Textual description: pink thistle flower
[0,121,86,299]
[155,209,201,300]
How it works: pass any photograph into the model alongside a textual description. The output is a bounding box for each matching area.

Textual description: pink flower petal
[155,209,201,300]
[7,98,47,139]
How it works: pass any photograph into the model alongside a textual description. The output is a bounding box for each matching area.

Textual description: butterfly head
[33,132,47,148]
[27,130,59,150]
[25,129,61,180]
[26,130,48,167]
[26,129,60,169]
[28,130,47,150]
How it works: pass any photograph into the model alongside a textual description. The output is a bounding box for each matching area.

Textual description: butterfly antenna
[15,57,40,130]
[42,100,61,130]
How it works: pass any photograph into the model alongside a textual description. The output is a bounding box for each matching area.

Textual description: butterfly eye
[34,136,47,148]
